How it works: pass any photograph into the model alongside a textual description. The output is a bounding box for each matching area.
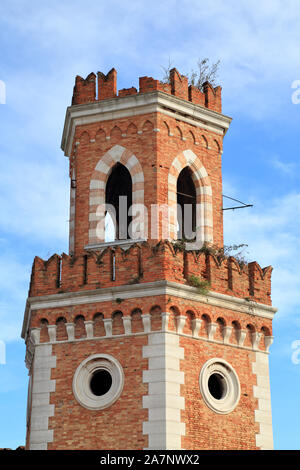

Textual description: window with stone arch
[88,145,145,246]
[168,149,213,246]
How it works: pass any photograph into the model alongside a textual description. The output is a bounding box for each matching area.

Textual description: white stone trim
[66,322,75,341]
[207,322,217,340]
[199,358,241,415]
[29,344,56,450]
[84,320,94,338]
[223,326,232,344]
[252,352,273,449]
[22,280,277,340]
[88,145,145,244]
[264,336,274,352]
[72,353,124,411]
[142,332,185,450]
[168,149,213,243]
[61,91,232,157]
[192,318,202,337]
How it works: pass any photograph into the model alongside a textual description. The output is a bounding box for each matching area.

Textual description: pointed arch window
[105,162,132,240]
[177,166,196,240]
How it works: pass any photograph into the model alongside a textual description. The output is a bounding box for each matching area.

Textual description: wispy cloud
[0,0,300,120]
[0,159,69,244]
[224,191,300,319]
[272,155,298,177]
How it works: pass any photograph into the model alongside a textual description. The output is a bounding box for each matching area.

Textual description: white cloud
[224,191,300,320]
[0,159,69,244]
[272,155,298,177]
[0,245,34,342]
[0,0,300,120]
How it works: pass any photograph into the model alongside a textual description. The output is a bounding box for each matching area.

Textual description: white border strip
[29,344,56,450]
[252,352,273,449]
[143,331,185,449]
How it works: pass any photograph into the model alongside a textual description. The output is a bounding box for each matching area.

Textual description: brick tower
[22,68,276,450]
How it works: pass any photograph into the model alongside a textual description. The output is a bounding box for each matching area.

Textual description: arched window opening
[105,163,132,240]
[177,167,196,240]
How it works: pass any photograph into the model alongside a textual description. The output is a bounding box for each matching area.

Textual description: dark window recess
[83,255,88,285]
[177,166,196,240]
[105,163,132,240]
[90,369,112,396]
[208,373,226,400]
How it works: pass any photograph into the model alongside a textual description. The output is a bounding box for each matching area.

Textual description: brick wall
[26,294,272,449]
[68,112,224,254]
[47,336,148,450]
[29,242,273,306]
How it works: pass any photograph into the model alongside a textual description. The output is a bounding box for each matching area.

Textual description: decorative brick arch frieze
[88,145,144,245]
[168,149,213,245]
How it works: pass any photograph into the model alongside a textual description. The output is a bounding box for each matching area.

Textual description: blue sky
[0,0,299,449]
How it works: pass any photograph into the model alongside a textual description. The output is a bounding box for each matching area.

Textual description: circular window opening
[90,369,112,396]
[208,373,226,400]
[73,354,124,410]
[199,358,240,414]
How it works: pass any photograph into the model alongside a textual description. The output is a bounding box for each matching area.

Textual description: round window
[73,354,124,410]
[199,358,240,414]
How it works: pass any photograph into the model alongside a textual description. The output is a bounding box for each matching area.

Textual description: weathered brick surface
[29,243,273,305]
[180,337,259,449]
[24,68,274,450]
[47,336,148,450]
[68,107,224,254]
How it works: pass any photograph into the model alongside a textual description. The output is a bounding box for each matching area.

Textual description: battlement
[29,242,272,305]
[71,68,222,112]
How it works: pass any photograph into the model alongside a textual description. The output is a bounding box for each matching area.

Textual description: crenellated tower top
[71,67,222,112]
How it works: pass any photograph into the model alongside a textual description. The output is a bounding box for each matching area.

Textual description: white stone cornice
[176,315,186,334]
[22,280,277,341]
[122,316,132,335]
[192,318,202,338]
[47,325,57,343]
[223,326,232,344]
[61,91,232,157]
[236,329,247,347]
[103,318,113,337]
[66,323,75,341]
[264,335,274,352]
[30,327,41,345]
[207,322,217,340]
[84,320,94,339]
[141,314,151,333]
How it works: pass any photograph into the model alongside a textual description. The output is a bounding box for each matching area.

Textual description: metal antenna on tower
[222,194,253,211]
